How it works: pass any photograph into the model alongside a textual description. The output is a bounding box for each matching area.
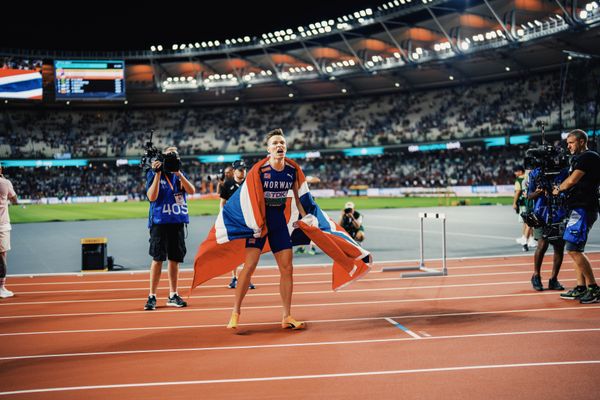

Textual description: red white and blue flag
[191,157,372,292]
[0,69,43,100]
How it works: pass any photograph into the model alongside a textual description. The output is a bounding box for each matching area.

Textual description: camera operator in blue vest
[144,146,195,310]
[527,165,568,291]
[553,130,600,304]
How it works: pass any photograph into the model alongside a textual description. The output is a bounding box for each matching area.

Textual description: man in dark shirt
[553,129,600,303]
[219,160,255,289]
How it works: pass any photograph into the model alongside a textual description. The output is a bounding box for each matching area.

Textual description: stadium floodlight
[124,100,128,105]
[579,10,588,19]
[341,88,347,93]
[180,44,186,49]
[151,46,156,52]
[172,44,178,50]
[329,76,336,80]
[234,96,239,101]
[460,41,470,51]
[247,84,253,88]
[288,93,294,97]
[180,99,184,103]
[505,66,511,71]
[434,43,441,51]
[157,45,163,51]
[449,75,454,80]
[395,82,400,87]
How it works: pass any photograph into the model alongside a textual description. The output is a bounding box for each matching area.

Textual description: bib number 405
[162,203,188,215]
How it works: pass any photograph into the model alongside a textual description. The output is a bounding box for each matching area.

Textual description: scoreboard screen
[54,60,125,100]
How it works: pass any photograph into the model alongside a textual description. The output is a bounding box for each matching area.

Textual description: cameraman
[144,147,195,310]
[553,130,600,304]
[527,165,568,291]
[339,201,364,244]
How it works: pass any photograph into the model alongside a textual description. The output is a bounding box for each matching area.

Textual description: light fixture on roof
[180,99,185,103]
[341,88,347,93]
[124,100,128,105]
[460,41,470,51]
[151,46,156,51]
[157,45,163,51]
[288,93,294,98]
[234,96,240,101]
[505,66,511,71]
[449,75,454,80]
[579,10,589,19]
[395,82,400,87]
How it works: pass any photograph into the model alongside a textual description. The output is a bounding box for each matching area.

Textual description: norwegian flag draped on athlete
[191,157,371,292]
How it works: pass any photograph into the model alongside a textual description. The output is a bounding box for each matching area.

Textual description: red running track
[0,253,599,399]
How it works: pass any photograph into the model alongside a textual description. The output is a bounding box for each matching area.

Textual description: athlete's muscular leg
[233,248,261,314]
[274,249,294,318]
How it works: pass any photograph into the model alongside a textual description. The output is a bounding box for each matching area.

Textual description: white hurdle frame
[382,212,448,277]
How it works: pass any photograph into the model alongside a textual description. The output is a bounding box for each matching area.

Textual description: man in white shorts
[0,164,18,298]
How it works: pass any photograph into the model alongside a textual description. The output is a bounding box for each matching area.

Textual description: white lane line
[1,328,600,361]
[0,291,587,320]
[7,255,600,286]
[1,305,599,337]
[8,265,600,296]
[1,360,599,395]
[0,276,586,306]
[384,318,421,338]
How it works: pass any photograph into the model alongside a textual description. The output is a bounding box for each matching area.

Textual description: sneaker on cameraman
[531,274,543,291]
[144,295,157,310]
[548,278,564,291]
[294,247,305,255]
[516,236,527,245]
[0,287,14,299]
[166,293,187,308]
[522,244,529,252]
[560,285,587,300]
[228,277,237,289]
[580,285,600,304]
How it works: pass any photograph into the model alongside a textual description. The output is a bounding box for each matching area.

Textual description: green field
[10,197,513,224]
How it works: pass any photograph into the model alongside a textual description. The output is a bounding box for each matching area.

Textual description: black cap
[232,160,247,170]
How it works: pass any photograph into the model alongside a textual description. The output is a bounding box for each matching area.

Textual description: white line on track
[0,291,590,320]
[0,276,587,306]
[1,360,599,395]
[1,305,598,337]
[8,263,600,296]
[384,318,422,338]
[7,253,599,284]
[2,327,600,362]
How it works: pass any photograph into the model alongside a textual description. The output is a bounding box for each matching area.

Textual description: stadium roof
[2,0,600,106]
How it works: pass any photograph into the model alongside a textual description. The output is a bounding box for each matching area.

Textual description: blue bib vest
[146,170,189,227]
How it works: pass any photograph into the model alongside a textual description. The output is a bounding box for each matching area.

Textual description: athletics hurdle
[382,212,448,277]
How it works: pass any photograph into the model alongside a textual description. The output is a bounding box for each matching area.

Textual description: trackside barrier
[382,212,448,277]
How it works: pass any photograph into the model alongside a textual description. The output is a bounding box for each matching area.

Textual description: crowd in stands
[1,57,43,71]
[6,144,528,200]
[0,70,578,159]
